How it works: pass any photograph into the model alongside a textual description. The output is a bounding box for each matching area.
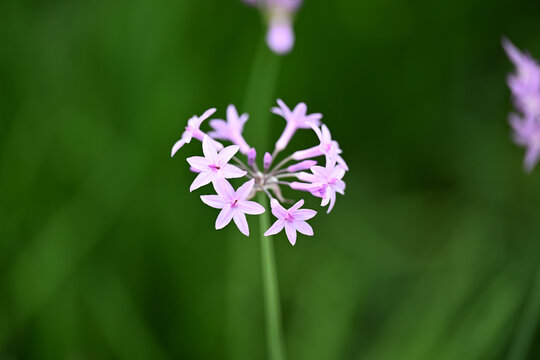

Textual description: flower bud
[266,21,295,55]
[264,152,273,170]
[247,148,257,167]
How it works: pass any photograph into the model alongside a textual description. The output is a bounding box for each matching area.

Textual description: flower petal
[200,195,227,209]
[296,172,317,183]
[233,212,249,236]
[202,135,218,162]
[284,221,297,245]
[321,124,332,142]
[334,180,346,195]
[264,220,284,236]
[290,199,304,211]
[327,191,337,213]
[238,200,265,215]
[217,145,240,164]
[292,208,317,220]
[310,166,328,180]
[270,199,287,219]
[186,156,211,171]
[337,155,349,172]
[216,206,235,229]
[290,181,317,192]
[208,119,229,140]
[213,178,235,200]
[295,221,313,236]
[199,107,217,123]
[310,123,323,142]
[236,179,255,200]
[171,137,188,157]
[190,172,214,192]
[220,164,247,179]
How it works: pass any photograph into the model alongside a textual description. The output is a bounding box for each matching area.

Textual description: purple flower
[272,99,322,151]
[243,0,302,55]
[292,124,349,171]
[209,104,251,154]
[201,179,265,236]
[267,22,295,55]
[291,151,346,213]
[509,114,540,172]
[503,39,540,119]
[171,108,223,157]
[186,135,247,192]
[503,38,540,172]
[264,199,316,245]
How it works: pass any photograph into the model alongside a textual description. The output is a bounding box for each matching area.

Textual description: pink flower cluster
[171,100,348,245]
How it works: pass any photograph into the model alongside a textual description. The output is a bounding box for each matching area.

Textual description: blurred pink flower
[503,38,540,172]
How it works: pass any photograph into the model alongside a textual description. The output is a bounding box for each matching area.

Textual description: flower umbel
[172,100,348,245]
[503,38,540,172]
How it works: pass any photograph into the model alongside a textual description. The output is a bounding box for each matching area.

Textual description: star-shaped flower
[291,151,346,213]
[187,135,247,192]
[171,108,223,157]
[272,99,322,151]
[209,104,251,154]
[292,124,348,171]
[201,179,265,236]
[264,199,316,245]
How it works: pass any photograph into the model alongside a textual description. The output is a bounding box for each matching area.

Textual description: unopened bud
[248,148,257,167]
[264,152,273,170]
[287,160,317,173]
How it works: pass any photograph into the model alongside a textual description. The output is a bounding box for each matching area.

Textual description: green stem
[507,258,540,360]
[258,192,286,360]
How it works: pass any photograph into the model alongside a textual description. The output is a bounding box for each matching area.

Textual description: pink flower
[267,22,295,55]
[171,108,223,157]
[201,179,265,236]
[186,135,247,192]
[272,99,322,151]
[503,38,540,119]
[292,124,348,171]
[264,199,316,246]
[209,104,251,154]
[509,114,540,172]
[243,0,303,55]
[291,151,346,213]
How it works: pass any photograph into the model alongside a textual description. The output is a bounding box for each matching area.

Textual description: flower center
[284,213,294,222]
[209,164,221,171]
[232,199,239,208]
[322,142,333,153]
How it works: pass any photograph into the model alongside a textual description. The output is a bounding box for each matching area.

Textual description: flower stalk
[258,192,286,360]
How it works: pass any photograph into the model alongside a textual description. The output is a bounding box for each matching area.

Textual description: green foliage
[1,0,540,359]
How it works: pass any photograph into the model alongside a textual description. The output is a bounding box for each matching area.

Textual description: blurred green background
[2,0,540,359]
